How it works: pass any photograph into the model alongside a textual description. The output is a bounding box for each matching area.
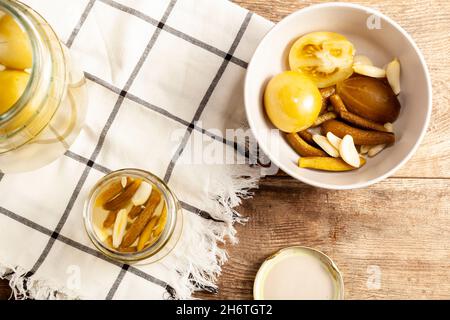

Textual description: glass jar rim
[83,168,181,263]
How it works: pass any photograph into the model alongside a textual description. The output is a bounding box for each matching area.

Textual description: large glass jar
[0,0,87,173]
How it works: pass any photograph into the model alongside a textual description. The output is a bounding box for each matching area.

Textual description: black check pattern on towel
[97,0,248,68]
[81,72,250,161]
[0,0,255,299]
[0,205,172,297]
[28,0,179,297]
[163,12,252,183]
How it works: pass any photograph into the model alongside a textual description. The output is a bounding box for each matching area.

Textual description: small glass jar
[83,169,184,264]
[0,0,87,173]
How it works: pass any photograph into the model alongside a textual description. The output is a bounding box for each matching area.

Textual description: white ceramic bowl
[245,3,432,189]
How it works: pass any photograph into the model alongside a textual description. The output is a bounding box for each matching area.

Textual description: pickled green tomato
[289,32,355,88]
[0,14,33,69]
[264,71,322,133]
[0,70,30,115]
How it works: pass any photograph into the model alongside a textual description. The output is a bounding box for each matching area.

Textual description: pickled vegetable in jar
[84,169,183,264]
[0,2,87,173]
[0,12,32,116]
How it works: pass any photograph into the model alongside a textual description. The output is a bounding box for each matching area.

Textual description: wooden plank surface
[194,0,450,300]
[196,177,450,299]
[1,0,449,300]
[0,280,10,299]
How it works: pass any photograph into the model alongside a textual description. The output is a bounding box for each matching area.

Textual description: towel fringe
[0,264,80,300]
[164,164,262,299]
[1,164,264,300]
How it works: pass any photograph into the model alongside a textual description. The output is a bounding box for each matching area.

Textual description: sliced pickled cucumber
[103,179,142,211]
[117,246,137,253]
[95,177,131,207]
[298,156,366,171]
[103,210,118,228]
[121,190,161,248]
[137,216,158,251]
[286,132,326,157]
[321,120,395,145]
[128,205,144,219]
[153,206,167,237]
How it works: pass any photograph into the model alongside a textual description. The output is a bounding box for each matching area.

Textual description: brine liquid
[0,46,87,173]
[262,251,337,300]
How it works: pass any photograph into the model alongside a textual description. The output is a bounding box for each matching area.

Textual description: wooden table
[1,0,449,300]
[196,0,450,300]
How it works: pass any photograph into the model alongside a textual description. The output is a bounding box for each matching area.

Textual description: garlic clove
[339,135,360,167]
[384,122,394,133]
[112,208,128,248]
[132,181,152,206]
[153,198,165,218]
[368,144,386,157]
[326,132,342,150]
[353,55,373,66]
[386,58,401,95]
[312,134,340,157]
[353,64,386,78]
[121,176,127,188]
[360,145,371,155]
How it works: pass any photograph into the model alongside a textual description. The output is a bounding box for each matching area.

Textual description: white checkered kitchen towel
[0,0,274,299]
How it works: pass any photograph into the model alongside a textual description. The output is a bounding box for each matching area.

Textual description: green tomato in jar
[0,70,30,115]
[0,14,33,69]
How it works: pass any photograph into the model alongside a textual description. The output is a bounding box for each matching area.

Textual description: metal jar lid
[253,246,344,300]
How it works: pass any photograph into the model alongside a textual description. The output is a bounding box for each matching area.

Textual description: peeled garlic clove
[353,55,373,66]
[121,176,127,188]
[112,209,128,248]
[386,58,401,95]
[153,198,165,218]
[384,122,394,133]
[132,181,152,206]
[339,135,360,167]
[360,145,371,155]
[368,144,386,157]
[312,134,340,157]
[326,132,342,150]
[353,64,386,78]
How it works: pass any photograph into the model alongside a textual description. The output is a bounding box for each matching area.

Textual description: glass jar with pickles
[0,0,87,173]
[83,169,183,264]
